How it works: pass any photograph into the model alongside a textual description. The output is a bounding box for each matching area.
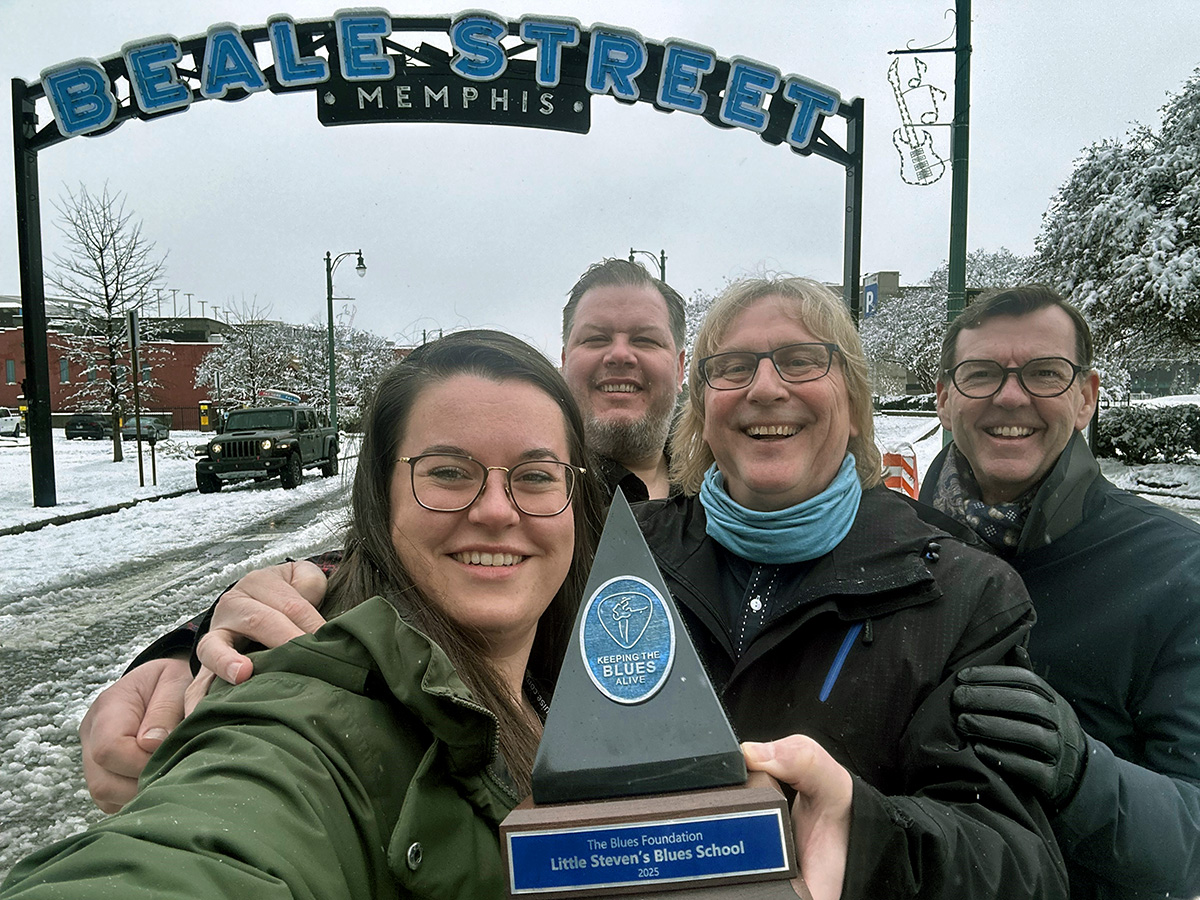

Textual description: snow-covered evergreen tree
[1036,69,1200,366]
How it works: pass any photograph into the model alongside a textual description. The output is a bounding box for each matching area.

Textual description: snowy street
[1,418,1199,879]
[0,431,354,876]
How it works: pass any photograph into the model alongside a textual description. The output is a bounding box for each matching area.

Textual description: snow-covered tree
[335,326,398,427]
[286,318,399,422]
[194,304,307,405]
[946,247,1034,291]
[196,309,396,423]
[48,183,167,461]
[861,287,946,393]
[1036,68,1200,365]
[861,249,1033,393]
[683,282,724,362]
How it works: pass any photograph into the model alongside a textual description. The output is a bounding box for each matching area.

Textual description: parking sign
[863,279,879,318]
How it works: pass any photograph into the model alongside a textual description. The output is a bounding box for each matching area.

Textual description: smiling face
[561,283,685,464]
[388,374,576,656]
[937,305,1099,503]
[701,295,857,511]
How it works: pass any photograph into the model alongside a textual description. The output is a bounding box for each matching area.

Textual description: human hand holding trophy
[501,492,814,899]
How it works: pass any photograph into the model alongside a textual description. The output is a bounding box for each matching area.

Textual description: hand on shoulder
[196,560,329,685]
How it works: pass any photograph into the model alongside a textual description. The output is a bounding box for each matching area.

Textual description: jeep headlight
[212,443,222,455]
[261,439,273,451]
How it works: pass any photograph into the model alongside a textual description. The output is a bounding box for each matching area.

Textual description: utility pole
[946,0,972,323]
[184,292,193,316]
[170,288,178,317]
[199,299,207,317]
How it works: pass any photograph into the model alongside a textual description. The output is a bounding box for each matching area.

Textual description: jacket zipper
[446,694,521,805]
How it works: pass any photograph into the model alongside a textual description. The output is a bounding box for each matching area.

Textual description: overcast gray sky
[1,1,1197,358]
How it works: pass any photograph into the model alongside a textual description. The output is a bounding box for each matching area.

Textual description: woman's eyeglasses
[398,454,583,516]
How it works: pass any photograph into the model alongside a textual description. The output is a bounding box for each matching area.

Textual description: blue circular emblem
[579,575,675,704]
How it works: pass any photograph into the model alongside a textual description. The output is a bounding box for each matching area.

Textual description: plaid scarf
[930,446,1032,556]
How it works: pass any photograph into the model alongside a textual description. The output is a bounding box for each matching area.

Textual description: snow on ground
[0,430,359,878]
[0,431,358,596]
[872,413,945,486]
[0,432,202,529]
[1144,393,1200,407]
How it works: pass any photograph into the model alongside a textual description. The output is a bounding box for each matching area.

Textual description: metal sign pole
[129,310,145,487]
[11,78,55,507]
[842,97,865,326]
[946,0,972,324]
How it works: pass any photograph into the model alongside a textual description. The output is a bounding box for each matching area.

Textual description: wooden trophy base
[500,771,810,899]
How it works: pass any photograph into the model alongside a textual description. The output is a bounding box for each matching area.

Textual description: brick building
[0,295,233,429]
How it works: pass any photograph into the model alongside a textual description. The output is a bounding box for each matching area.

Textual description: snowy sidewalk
[0,433,203,531]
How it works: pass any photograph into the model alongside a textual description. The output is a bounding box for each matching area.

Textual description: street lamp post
[628,247,667,281]
[324,249,367,432]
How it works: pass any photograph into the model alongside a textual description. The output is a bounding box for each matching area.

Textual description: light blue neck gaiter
[699,453,862,564]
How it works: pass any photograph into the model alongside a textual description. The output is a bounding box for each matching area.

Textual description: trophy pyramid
[502,491,802,898]
[532,489,746,802]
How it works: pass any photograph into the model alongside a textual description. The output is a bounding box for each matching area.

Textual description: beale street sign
[32,10,847,152]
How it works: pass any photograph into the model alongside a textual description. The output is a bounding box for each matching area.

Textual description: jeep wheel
[197,472,220,494]
[320,444,339,477]
[280,452,303,489]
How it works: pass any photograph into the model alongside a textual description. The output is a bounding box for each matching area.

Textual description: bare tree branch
[48,183,168,461]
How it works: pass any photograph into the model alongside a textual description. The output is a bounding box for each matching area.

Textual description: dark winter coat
[593,453,655,502]
[923,432,1200,900]
[592,450,680,503]
[633,485,1068,900]
[0,596,518,900]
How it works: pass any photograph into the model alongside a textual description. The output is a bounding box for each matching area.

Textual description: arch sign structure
[12,10,864,507]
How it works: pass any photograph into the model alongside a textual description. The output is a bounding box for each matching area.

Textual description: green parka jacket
[0,597,520,900]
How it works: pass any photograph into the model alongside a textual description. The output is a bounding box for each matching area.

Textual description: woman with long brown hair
[1,330,603,899]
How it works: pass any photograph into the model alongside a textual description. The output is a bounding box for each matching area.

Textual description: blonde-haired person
[670,275,880,491]
[633,276,1067,900]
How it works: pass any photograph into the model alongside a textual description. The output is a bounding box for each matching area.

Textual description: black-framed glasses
[398,453,584,517]
[698,342,842,391]
[946,357,1088,399]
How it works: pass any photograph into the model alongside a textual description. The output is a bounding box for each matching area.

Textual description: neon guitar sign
[888,57,947,186]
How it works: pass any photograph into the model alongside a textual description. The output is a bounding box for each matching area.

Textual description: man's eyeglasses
[698,342,842,391]
[398,454,584,517]
[946,357,1089,399]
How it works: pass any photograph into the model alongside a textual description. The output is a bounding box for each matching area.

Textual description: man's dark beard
[585,409,673,465]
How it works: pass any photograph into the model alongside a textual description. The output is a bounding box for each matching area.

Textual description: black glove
[953,665,1088,811]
